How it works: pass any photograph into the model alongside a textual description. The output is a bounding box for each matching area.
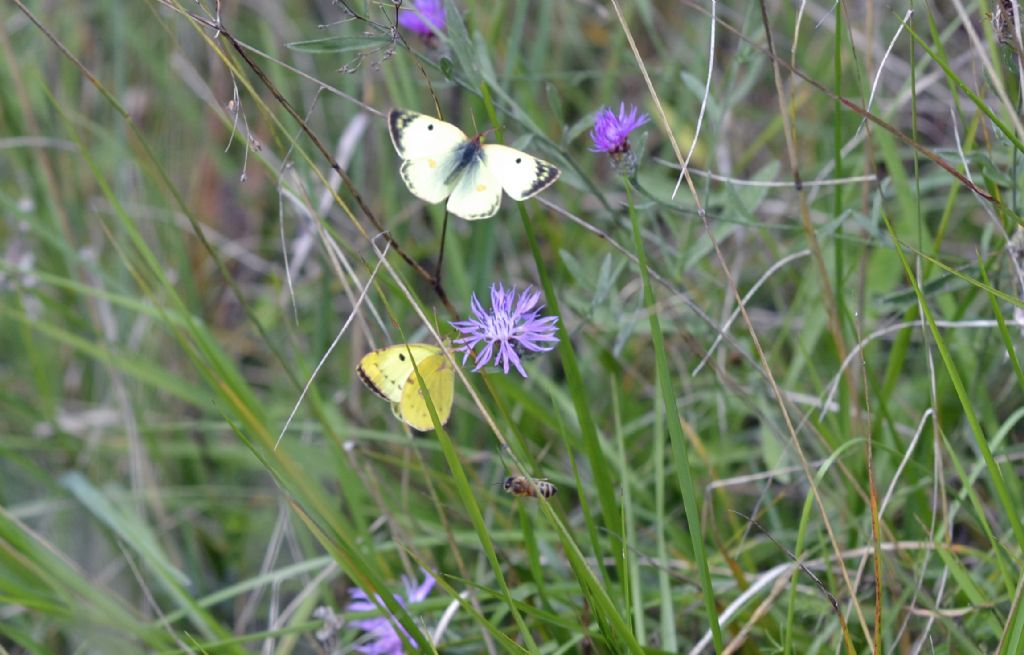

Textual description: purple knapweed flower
[397,0,446,37]
[451,284,559,378]
[345,571,436,654]
[589,102,650,154]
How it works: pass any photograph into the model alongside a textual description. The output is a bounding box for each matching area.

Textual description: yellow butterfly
[356,343,454,431]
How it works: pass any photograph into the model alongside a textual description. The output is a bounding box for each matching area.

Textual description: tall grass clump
[3,0,1024,652]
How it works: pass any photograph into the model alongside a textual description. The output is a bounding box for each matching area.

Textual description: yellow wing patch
[396,353,454,431]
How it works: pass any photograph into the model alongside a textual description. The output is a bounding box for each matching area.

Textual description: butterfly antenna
[478,125,500,142]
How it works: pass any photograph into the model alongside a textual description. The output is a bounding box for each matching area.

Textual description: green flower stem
[624,181,723,651]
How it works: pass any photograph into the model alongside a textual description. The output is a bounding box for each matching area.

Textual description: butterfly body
[388,109,560,220]
[357,343,454,431]
[446,138,484,183]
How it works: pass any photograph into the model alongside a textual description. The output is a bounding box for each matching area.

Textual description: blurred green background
[3,0,1024,653]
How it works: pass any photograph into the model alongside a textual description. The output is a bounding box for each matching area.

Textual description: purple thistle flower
[345,571,436,654]
[589,102,650,154]
[397,0,446,37]
[451,283,560,378]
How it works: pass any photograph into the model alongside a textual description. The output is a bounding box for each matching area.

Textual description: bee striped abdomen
[503,475,557,499]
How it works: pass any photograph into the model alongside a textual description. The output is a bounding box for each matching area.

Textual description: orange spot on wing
[476,184,486,192]
[428,159,437,168]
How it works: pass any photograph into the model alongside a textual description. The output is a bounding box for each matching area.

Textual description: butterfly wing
[397,353,455,431]
[388,109,468,159]
[482,144,560,201]
[389,109,470,204]
[446,158,503,220]
[357,344,442,404]
[399,155,461,204]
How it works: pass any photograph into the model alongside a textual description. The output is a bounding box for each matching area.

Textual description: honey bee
[502,476,557,499]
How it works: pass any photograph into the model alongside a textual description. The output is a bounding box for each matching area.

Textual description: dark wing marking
[356,364,391,400]
[388,109,419,158]
[521,159,560,199]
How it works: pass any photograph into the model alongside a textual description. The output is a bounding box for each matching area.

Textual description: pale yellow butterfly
[357,343,454,431]
[387,108,560,220]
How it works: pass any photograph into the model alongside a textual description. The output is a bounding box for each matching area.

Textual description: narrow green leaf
[286,34,393,54]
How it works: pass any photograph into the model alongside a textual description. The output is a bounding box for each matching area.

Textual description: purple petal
[511,358,528,378]
[353,631,404,655]
[347,605,378,618]
[349,588,370,601]
[513,288,541,319]
[473,342,495,371]
[397,0,445,36]
[501,343,527,377]
[451,318,483,331]
[489,283,504,313]
[410,572,436,601]
[516,338,556,353]
[350,617,390,633]
[500,342,520,374]
[469,292,486,320]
